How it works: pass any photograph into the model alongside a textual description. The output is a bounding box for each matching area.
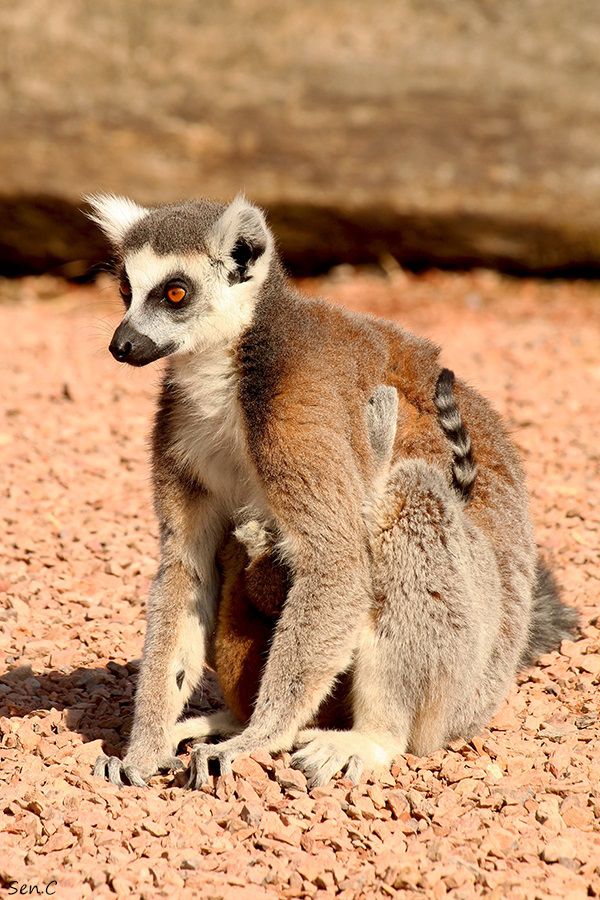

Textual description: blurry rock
[541,836,579,865]
[2,2,600,277]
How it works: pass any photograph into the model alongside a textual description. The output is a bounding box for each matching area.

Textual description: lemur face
[85,194,272,366]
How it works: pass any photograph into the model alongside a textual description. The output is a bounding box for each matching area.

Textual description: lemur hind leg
[292,459,502,786]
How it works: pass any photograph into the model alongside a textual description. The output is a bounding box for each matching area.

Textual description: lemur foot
[93,753,184,788]
[187,744,237,789]
[291,729,396,788]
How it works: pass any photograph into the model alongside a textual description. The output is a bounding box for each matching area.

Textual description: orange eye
[166,286,186,304]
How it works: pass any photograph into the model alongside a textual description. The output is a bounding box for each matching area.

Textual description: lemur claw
[186,747,211,788]
[93,752,183,787]
[93,754,148,788]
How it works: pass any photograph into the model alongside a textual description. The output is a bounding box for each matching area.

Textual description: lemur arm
[187,409,372,785]
[95,467,224,786]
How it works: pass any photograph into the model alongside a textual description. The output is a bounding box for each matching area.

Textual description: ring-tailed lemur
[86,193,577,789]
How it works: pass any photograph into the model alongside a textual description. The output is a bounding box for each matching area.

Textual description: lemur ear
[84,193,149,245]
[209,195,271,284]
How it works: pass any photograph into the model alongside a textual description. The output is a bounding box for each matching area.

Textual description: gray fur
[292,459,509,786]
[520,558,579,668]
[122,199,225,256]
[365,384,398,469]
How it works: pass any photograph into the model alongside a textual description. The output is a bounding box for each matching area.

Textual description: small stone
[180,856,202,870]
[535,796,563,831]
[143,819,169,837]
[387,790,410,820]
[310,785,337,799]
[231,756,268,781]
[275,766,307,792]
[249,748,274,769]
[367,783,386,809]
[307,820,343,842]
[560,803,594,831]
[485,762,504,781]
[240,803,263,828]
[76,739,105,765]
[578,654,600,675]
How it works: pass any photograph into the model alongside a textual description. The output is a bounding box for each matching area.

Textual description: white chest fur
[168,345,265,515]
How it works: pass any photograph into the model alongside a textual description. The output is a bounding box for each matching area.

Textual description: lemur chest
[168,348,266,513]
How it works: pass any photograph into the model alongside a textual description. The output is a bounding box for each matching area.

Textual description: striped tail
[434,368,477,502]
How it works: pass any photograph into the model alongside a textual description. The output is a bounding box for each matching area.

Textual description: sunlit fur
[85,193,148,245]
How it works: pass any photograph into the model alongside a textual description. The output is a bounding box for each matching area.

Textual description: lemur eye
[119,280,132,304]
[166,285,187,304]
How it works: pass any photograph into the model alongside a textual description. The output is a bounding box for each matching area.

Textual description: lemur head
[85,194,274,366]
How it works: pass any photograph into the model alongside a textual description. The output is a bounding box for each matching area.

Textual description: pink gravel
[0,270,598,898]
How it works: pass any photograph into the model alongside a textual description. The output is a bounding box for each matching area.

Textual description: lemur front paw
[93,754,149,787]
[186,734,265,789]
[93,752,184,788]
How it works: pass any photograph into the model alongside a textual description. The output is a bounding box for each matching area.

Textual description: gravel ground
[0,270,598,899]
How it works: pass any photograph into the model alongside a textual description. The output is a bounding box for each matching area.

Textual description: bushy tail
[519,558,579,669]
[434,368,477,502]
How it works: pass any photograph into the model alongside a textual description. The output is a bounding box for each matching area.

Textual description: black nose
[109,322,136,363]
[109,321,169,367]
[111,339,132,362]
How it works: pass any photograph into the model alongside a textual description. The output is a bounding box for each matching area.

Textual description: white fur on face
[84,193,149,245]
[121,239,272,354]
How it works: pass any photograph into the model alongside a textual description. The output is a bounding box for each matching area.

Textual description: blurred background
[2,0,600,278]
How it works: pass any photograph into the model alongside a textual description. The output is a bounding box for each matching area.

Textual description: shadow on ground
[0,663,222,757]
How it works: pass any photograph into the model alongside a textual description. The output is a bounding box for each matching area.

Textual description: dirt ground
[0,270,598,899]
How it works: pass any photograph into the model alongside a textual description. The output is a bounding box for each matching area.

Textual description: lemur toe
[187,739,256,789]
[123,764,148,787]
[93,753,111,781]
[344,755,364,784]
[186,748,211,789]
